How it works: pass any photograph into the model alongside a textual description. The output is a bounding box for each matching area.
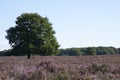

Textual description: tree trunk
[28,53,31,59]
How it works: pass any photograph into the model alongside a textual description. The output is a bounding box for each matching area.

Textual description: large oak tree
[6,13,60,58]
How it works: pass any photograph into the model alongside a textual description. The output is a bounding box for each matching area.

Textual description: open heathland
[0,55,120,80]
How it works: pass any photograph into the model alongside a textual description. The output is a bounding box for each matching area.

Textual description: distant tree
[6,13,60,59]
[0,49,12,56]
[80,48,88,55]
[67,48,81,56]
[58,48,81,56]
[117,48,120,54]
[96,47,117,55]
[106,47,118,54]
[58,47,118,56]
[87,47,96,55]
[96,47,107,55]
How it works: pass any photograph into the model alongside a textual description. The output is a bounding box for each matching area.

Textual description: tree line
[0,47,120,56]
[58,47,120,56]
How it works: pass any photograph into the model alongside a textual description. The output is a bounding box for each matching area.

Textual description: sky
[0,0,120,51]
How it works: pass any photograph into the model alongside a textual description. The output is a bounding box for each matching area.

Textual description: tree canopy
[6,13,60,58]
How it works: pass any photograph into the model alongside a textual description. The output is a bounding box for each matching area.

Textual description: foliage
[0,46,119,56]
[58,46,118,56]
[0,49,12,56]
[59,48,81,56]
[117,48,120,54]
[86,47,96,55]
[96,47,118,55]
[6,13,60,58]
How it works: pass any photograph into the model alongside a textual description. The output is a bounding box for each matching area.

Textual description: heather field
[0,55,120,80]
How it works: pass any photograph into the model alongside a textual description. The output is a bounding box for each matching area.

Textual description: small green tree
[6,13,60,58]
[87,47,96,55]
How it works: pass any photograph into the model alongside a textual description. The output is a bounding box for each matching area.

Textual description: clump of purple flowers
[0,55,120,80]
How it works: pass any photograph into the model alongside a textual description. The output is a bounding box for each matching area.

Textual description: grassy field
[0,55,120,80]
